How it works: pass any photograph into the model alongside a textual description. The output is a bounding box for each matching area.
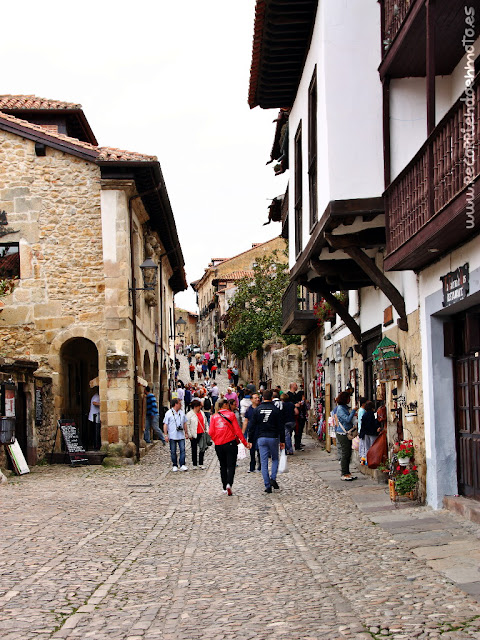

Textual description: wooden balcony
[384,77,480,271]
[379,0,480,79]
[282,281,318,336]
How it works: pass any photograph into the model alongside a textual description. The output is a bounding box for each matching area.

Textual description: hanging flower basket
[313,292,348,326]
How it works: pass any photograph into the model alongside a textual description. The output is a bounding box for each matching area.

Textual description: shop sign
[35,388,43,426]
[335,343,342,360]
[441,264,469,307]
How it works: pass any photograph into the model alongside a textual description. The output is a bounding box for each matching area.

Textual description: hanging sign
[35,388,43,426]
[5,387,15,417]
[441,263,469,307]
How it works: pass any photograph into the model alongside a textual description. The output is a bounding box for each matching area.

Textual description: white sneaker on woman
[172,466,178,472]
[180,465,188,471]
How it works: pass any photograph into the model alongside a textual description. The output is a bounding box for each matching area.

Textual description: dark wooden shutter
[465,314,480,353]
[444,321,456,358]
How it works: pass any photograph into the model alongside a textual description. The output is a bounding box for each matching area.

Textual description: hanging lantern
[373,336,403,382]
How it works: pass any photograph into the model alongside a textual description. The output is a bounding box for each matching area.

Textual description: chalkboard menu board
[35,388,43,426]
[58,420,89,465]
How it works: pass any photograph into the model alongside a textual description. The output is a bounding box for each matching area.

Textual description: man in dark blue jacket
[250,389,285,493]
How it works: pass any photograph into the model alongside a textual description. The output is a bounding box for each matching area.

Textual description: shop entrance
[60,338,99,451]
[453,311,480,499]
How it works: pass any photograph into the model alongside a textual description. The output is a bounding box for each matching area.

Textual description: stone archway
[143,350,151,384]
[60,338,99,451]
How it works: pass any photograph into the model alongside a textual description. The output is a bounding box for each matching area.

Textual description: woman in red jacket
[209,399,251,495]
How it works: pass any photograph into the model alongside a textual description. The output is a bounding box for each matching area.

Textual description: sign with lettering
[441,264,469,307]
[35,388,43,426]
[6,439,29,475]
[58,420,88,465]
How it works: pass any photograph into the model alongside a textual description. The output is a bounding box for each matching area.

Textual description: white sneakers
[180,465,188,472]
[172,466,178,472]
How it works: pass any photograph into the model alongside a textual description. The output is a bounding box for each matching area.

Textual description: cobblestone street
[3,423,480,640]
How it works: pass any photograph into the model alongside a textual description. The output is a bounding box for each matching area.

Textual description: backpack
[203,397,212,411]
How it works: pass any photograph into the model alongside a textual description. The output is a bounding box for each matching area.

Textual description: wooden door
[455,352,480,499]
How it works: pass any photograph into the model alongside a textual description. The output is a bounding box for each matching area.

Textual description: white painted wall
[288,0,384,268]
[390,34,480,180]
[100,190,119,264]
[419,234,480,508]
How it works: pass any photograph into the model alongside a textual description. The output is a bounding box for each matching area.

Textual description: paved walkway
[2,431,480,639]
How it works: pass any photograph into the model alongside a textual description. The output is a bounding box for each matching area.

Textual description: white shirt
[163,408,186,440]
[88,393,100,421]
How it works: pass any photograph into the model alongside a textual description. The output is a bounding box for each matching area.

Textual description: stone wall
[0,131,176,462]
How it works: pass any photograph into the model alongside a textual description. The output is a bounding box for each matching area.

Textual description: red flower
[396,466,401,471]
[399,444,406,450]
[412,465,417,471]
[403,469,409,475]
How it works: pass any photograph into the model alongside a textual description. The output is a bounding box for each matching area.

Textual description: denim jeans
[257,436,280,489]
[284,422,295,454]
[144,414,165,443]
[169,438,186,467]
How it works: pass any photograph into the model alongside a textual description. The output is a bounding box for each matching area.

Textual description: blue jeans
[257,437,280,489]
[169,438,186,467]
[144,415,165,443]
[284,422,295,454]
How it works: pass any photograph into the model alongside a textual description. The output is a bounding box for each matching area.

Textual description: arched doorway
[60,338,99,451]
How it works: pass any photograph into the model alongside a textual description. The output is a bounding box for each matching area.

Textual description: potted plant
[396,439,414,465]
[394,466,418,496]
[313,292,348,326]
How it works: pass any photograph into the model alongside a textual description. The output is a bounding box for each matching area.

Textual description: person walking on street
[208,399,251,495]
[186,399,208,469]
[211,362,217,380]
[335,391,358,481]
[232,366,239,387]
[163,398,188,472]
[243,392,261,473]
[189,363,195,381]
[250,389,285,493]
[210,383,219,410]
[281,392,295,455]
[144,386,165,444]
[196,362,203,380]
[225,387,239,408]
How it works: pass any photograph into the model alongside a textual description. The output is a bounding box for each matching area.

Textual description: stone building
[0,95,186,469]
[174,307,198,349]
[191,237,287,352]
[248,0,480,506]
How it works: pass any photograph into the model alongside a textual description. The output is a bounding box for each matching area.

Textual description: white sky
[2,0,287,312]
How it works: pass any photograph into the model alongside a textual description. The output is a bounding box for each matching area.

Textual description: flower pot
[397,456,410,466]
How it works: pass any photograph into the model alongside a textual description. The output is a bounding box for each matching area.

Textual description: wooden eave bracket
[324,234,408,332]
[309,259,362,345]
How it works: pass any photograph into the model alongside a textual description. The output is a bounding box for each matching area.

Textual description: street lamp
[129,258,158,304]
[176,316,187,338]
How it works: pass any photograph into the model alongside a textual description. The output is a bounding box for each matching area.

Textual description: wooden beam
[309,280,362,345]
[325,238,408,331]
[309,258,371,282]
[323,228,386,249]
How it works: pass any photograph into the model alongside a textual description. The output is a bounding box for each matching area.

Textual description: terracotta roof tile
[216,270,255,282]
[0,112,157,163]
[0,95,82,110]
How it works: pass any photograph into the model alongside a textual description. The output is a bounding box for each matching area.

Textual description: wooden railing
[282,281,318,324]
[386,77,480,254]
[382,0,415,51]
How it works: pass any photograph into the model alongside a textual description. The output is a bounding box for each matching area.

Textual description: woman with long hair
[185,399,208,469]
[209,399,251,496]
